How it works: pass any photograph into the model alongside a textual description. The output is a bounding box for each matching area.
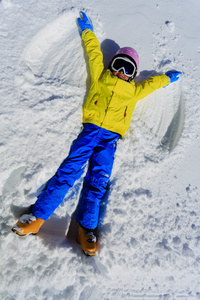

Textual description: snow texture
[0,0,200,299]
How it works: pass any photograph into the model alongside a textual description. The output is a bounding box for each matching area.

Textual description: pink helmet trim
[115,47,139,70]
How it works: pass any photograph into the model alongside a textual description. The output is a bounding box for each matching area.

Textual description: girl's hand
[77,11,93,34]
[166,70,182,83]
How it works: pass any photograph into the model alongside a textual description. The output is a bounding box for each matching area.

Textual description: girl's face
[112,70,129,81]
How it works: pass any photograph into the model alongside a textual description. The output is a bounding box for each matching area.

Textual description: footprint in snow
[165,21,175,33]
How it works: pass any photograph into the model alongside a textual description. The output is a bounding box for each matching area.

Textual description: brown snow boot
[12,213,44,236]
[77,225,97,256]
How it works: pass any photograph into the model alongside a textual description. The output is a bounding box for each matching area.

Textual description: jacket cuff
[82,29,91,39]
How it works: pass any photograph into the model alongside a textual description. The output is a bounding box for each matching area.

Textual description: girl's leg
[76,132,119,229]
[31,124,100,221]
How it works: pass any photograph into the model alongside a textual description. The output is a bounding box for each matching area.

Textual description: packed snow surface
[0,0,200,299]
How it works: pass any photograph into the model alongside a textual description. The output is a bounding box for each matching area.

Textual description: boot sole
[11,228,38,236]
[84,250,96,256]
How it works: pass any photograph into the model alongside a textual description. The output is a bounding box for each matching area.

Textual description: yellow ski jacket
[82,30,170,137]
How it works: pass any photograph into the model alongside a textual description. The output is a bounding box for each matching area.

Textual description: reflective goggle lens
[111,57,136,77]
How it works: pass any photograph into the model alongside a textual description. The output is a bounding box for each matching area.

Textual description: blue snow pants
[31,123,120,229]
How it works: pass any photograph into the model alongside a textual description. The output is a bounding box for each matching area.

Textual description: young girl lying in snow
[12,12,181,256]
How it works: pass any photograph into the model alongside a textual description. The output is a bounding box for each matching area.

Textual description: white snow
[0,0,200,299]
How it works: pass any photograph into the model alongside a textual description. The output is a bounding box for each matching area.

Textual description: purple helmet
[110,47,139,81]
[115,47,139,70]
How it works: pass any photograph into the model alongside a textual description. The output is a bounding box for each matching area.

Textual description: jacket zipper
[100,92,114,126]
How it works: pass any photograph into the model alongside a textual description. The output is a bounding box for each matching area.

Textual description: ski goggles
[110,56,137,77]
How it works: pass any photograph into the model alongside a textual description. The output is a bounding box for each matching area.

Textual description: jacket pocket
[124,106,127,122]
[92,93,100,106]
